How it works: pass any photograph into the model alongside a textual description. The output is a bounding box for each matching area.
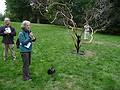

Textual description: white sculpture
[84,23,91,40]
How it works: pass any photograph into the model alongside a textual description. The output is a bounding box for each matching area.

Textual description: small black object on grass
[47,66,56,76]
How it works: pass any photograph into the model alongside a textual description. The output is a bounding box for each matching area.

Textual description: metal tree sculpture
[29,0,95,54]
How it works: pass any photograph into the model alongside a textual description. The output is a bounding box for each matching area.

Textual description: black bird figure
[47,67,56,75]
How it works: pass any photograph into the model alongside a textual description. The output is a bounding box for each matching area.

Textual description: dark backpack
[16,31,26,49]
[16,38,20,48]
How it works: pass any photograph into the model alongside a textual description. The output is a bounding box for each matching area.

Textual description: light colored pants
[3,44,16,61]
[84,31,90,40]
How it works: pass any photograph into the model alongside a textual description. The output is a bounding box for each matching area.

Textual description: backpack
[16,31,26,49]
[16,38,20,48]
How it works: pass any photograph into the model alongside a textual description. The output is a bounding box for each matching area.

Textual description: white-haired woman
[18,20,36,81]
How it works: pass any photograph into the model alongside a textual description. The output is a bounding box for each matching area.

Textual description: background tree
[30,0,96,54]
[85,0,120,35]
[5,0,49,23]
[104,0,120,35]
[5,0,120,34]
[5,0,32,21]
[0,13,4,21]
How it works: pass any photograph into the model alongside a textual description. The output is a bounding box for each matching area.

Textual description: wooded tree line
[3,0,120,34]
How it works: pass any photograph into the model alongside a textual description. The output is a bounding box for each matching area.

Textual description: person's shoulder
[19,31,23,35]
[0,26,5,28]
[0,26,5,30]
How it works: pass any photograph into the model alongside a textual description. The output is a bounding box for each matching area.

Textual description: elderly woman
[18,20,36,81]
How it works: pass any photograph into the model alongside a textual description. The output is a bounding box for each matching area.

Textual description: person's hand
[29,32,33,38]
[29,32,36,40]
[4,31,9,34]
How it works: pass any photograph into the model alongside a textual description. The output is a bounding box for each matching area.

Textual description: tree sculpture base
[72,50,85,55]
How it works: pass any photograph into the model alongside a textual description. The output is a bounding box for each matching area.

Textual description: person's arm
[29,32,36,42]
[32,37,36,42]
[19,32,31,45]
[10,28,16,36]
[0,27,6,36]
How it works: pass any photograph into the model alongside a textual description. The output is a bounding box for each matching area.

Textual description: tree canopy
[5,0,120,34]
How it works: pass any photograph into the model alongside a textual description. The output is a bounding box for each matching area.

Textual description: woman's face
[25,23,30,30]
[4,20,11,26]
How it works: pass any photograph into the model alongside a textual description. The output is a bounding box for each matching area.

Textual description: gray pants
[21,52,31,80]
[3,44,16,61]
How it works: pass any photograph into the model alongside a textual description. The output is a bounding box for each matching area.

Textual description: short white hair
[4,18,10,21]
[21,20,31,28]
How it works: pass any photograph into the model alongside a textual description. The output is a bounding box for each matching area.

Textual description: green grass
[0,21,120,90]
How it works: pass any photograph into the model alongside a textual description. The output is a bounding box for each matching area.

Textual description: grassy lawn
[0,21,120,90]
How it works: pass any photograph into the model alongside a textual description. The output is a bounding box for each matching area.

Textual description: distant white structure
[84,23,91,40]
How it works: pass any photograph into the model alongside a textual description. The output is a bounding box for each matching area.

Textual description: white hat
[4,18,10,21]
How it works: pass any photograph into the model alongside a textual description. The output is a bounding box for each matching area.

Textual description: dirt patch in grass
[72,50,96,58]
[94,41,104,45]
[94,41,120,47]
[84,50,96,58]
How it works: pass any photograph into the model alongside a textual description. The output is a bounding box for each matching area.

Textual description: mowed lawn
[0,21,120,90]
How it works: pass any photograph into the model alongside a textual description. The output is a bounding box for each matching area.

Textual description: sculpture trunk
[76,36,81,54]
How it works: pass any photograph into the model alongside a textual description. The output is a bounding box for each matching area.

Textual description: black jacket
[0,25,16,44]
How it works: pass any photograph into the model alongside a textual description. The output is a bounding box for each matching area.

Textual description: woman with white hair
[18,20,36,81]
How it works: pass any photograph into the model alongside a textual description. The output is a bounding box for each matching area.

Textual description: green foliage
[5,0,120,34]
[0,13,5,21]
[5,0,32,21]
[71,0,95,25]
[105,0,120,35]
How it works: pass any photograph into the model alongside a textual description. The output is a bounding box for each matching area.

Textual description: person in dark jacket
[0,18,16,61]
[18,20,36,81]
